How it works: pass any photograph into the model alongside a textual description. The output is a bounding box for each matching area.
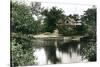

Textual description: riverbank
[11,33,84,42]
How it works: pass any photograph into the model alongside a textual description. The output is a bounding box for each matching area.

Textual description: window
[66,21,69,23]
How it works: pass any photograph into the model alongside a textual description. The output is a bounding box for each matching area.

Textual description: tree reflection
[57,41,80,55]
[43,39,81,64]
[44,39,60,64]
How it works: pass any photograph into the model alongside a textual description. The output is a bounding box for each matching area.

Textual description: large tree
[30,2,45,34]
[11,1,35,34]
[81,6,96,38]
[42,7,64,33]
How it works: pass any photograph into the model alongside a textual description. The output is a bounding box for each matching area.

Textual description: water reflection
[33,38,88,65]
[11,37,96,66]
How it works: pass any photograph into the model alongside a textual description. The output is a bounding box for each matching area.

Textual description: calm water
[32,37,88,65]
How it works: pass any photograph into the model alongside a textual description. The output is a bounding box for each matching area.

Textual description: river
[11,36,96,66]
[32,37,90,65]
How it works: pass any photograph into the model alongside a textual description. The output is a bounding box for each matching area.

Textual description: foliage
[31,2,43,16]
[11,1,43,34]
[74,24,88,35]
[58,23,88,36]
[11,37,35,66]
[81,42,96,61]
[42,7,64,33]
[82,7,96,26]
[81,7,96,38]
[58,26,75,36]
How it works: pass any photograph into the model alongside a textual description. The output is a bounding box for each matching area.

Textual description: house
[64,17,82,26]
[57,16,82,27]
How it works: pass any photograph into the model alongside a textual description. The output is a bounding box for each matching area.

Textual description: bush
[81,42,96,61]
[11,38,35,66]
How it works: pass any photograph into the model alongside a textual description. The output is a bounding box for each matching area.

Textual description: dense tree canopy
[11,2,34,33]
[42,7,64,33]
[81,6,96,38]
[82,7,96,26]
[11,1,44,34]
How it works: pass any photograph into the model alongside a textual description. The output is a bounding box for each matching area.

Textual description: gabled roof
[67,17,76,23]
[64,17,82,26]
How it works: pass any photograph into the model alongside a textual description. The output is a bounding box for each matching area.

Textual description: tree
[82,6,96,26]
[42,7,64,33]
[80,6,97,61]
[30,2,45,34]
[31,2,42,16]
[81,6,96,38]
[11,1,36,34]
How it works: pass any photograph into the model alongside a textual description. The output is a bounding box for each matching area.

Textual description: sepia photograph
[10,0,96,66]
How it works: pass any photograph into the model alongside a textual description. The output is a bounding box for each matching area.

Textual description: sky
[14,0,96,15]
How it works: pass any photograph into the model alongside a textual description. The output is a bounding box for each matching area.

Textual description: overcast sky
[14,0,96,15]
